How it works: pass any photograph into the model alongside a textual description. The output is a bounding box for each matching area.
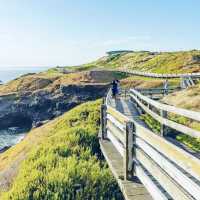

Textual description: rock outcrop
[0,84,109,130]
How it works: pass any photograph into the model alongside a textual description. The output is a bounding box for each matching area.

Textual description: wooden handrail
[130,88,200,122]
[130,91,200,138]
[117,69,200,78]
[100,88,200,200]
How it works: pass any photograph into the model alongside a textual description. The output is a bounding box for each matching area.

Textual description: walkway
[100,88,200,200]
[100,96,153,200]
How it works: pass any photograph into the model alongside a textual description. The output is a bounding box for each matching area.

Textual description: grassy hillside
[120,76,179,89]
[162,84,200,111]
[0,100,122,199]
[2,50,199,95]
[81,50,200,74]
[0,70,127,95]
[140,85,200,152]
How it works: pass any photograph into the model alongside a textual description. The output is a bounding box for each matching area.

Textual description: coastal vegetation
[1,49,200,199]
[84,50,200,74]
[1,100,122,199]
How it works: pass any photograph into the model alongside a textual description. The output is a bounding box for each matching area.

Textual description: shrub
[2,100,122,200]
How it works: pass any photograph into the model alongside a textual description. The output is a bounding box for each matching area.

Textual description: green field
[83,50,200,74]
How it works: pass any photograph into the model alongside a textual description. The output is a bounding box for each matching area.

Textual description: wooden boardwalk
[100,140,152,200]
[100,88,200,200]
[100,97,153,200]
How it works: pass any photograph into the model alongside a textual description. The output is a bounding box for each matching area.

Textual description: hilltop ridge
[61,50,200,74]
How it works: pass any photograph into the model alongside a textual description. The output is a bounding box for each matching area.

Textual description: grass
[176,134,200,152]
[86,50,200,74]
[140,114,161,134]
[0,70,129,95]
[162,84,200,111]
[120,76,180,89]
[140,113,200,152]
[0,100,122,199]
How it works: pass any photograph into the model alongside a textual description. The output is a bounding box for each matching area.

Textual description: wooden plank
[100,104,107,139]
[124,121,135,180]
[135,164,169,200]
[105,89,112,106]
[126,122,134,174]
[136,148,194,200]
[137,88,179,95]
[107,130,124,156]
[130,93,200,139]
[136,137,200,200]
[107,105,130,125]
[134,122,200,181]
[100,139,153,200]
[130,89,200,122]
[107,114,125,131]
[107,120,125,145]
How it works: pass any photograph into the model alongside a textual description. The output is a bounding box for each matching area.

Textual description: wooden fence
[135,87,181,99]
[118,69,200,79]
[100,89,200,200]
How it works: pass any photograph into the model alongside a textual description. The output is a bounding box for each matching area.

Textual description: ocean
[0,66,52,83]
[0,66,52,151]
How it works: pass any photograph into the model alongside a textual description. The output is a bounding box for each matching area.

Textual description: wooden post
[124,121,134,180]
[101,104,107,140]
[160,110,167,137]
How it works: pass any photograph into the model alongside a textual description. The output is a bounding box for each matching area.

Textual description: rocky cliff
[0,70,123,131]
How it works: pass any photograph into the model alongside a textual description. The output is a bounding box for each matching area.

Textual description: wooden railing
[118,69,200,78]
[130,89,200,139]
[100,89,200,200]
[135,87,181,99]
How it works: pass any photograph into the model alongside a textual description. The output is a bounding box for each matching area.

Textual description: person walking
[116,79,121,95]
[111,80,118,99]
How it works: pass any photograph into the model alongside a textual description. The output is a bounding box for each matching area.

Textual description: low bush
[2,100,122,200]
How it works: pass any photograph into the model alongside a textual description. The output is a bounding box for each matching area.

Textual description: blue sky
[0,0,200,68]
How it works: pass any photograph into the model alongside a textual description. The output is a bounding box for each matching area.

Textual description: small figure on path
[111,80,118,99]
[116,79,121,95]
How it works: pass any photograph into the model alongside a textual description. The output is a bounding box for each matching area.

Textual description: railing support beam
[124,121,134,180]
[160,110,167,137]
[101,104,107,140]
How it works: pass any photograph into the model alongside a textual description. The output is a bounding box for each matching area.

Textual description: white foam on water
[0,130,26,149]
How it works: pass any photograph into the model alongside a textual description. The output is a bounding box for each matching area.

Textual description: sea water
[0,66,51,83]
[0,66,51,151]
[0,130,25,150]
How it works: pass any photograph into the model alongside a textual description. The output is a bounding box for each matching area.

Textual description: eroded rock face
[0,84,109,130]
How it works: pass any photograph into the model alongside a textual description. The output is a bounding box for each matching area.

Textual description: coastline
[0,66,51,83]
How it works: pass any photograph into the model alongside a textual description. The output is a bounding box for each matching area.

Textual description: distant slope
[0,70,127,95]
[83,50,200,74]
[162,83,200,111]
[0,100,122,199]
[161,85,200,152]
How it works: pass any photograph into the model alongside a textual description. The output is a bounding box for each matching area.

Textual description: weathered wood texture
[136,137,200,200]
[100,88,200,200]
[117,69,200,78]
[100,139,153,200]
[130,89,200,139]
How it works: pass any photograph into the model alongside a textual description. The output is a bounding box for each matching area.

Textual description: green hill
[0,100,122,199]
[69,50,200,74]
